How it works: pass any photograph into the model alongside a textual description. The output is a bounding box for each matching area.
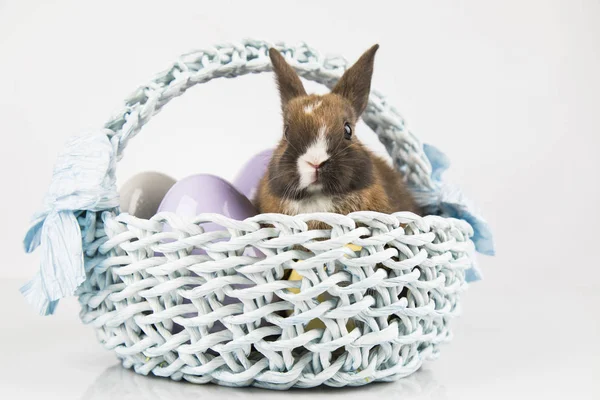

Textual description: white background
[0,1,598,399]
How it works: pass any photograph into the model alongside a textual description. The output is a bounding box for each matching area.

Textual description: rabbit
[255,45,421,227]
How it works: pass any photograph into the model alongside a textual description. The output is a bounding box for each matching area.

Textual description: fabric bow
[413,144,496,282]
[21,133,119,315]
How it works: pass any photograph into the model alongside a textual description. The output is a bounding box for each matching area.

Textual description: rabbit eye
[344,123,352,140]
[284,125,289,138]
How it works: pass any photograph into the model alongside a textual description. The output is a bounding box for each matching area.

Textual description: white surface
[0,0,599,399]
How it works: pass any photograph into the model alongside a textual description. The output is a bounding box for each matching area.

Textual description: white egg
[119,172,176,219]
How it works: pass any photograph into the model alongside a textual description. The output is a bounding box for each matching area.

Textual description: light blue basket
[22,39,493,389]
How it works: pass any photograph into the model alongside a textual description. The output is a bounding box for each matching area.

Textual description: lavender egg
[232,148,273,201]
[158,174,258,231]
[119,172,176,219]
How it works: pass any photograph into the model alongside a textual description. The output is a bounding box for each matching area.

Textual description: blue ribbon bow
[21,133,119,315]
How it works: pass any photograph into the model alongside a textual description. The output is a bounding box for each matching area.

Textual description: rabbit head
[266,45,380,201]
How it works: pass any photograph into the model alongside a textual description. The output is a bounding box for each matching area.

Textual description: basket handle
[21,39,438,315]
[106,39,433,184]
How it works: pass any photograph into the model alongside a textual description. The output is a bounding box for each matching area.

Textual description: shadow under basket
[26,40,477,390]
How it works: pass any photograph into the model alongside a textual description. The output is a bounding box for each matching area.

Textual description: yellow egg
[287,268,326,330]
[286,244,361,330]
[346,244,362,252]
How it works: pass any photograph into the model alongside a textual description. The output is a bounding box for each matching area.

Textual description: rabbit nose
[308,159,328,170]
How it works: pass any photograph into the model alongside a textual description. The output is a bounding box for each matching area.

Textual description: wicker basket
[22,39,483,389]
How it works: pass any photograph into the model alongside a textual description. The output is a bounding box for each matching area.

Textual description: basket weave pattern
[67,40,472,389]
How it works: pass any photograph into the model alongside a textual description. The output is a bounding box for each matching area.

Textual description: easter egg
[232,148,273,200]
[118,171,176,219]
[158,174,259,334]
[286,245,362,331]
[158,174,258,232]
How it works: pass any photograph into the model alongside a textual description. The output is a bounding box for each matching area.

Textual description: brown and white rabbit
[256,45,420,226]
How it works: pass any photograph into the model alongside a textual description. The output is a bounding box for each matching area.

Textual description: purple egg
[232,148,273,201]
[158,174,258,233]
[158,174,259,334]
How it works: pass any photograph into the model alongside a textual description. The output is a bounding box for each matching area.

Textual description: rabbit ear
[332,44,379,117]
[269,48,307,110]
